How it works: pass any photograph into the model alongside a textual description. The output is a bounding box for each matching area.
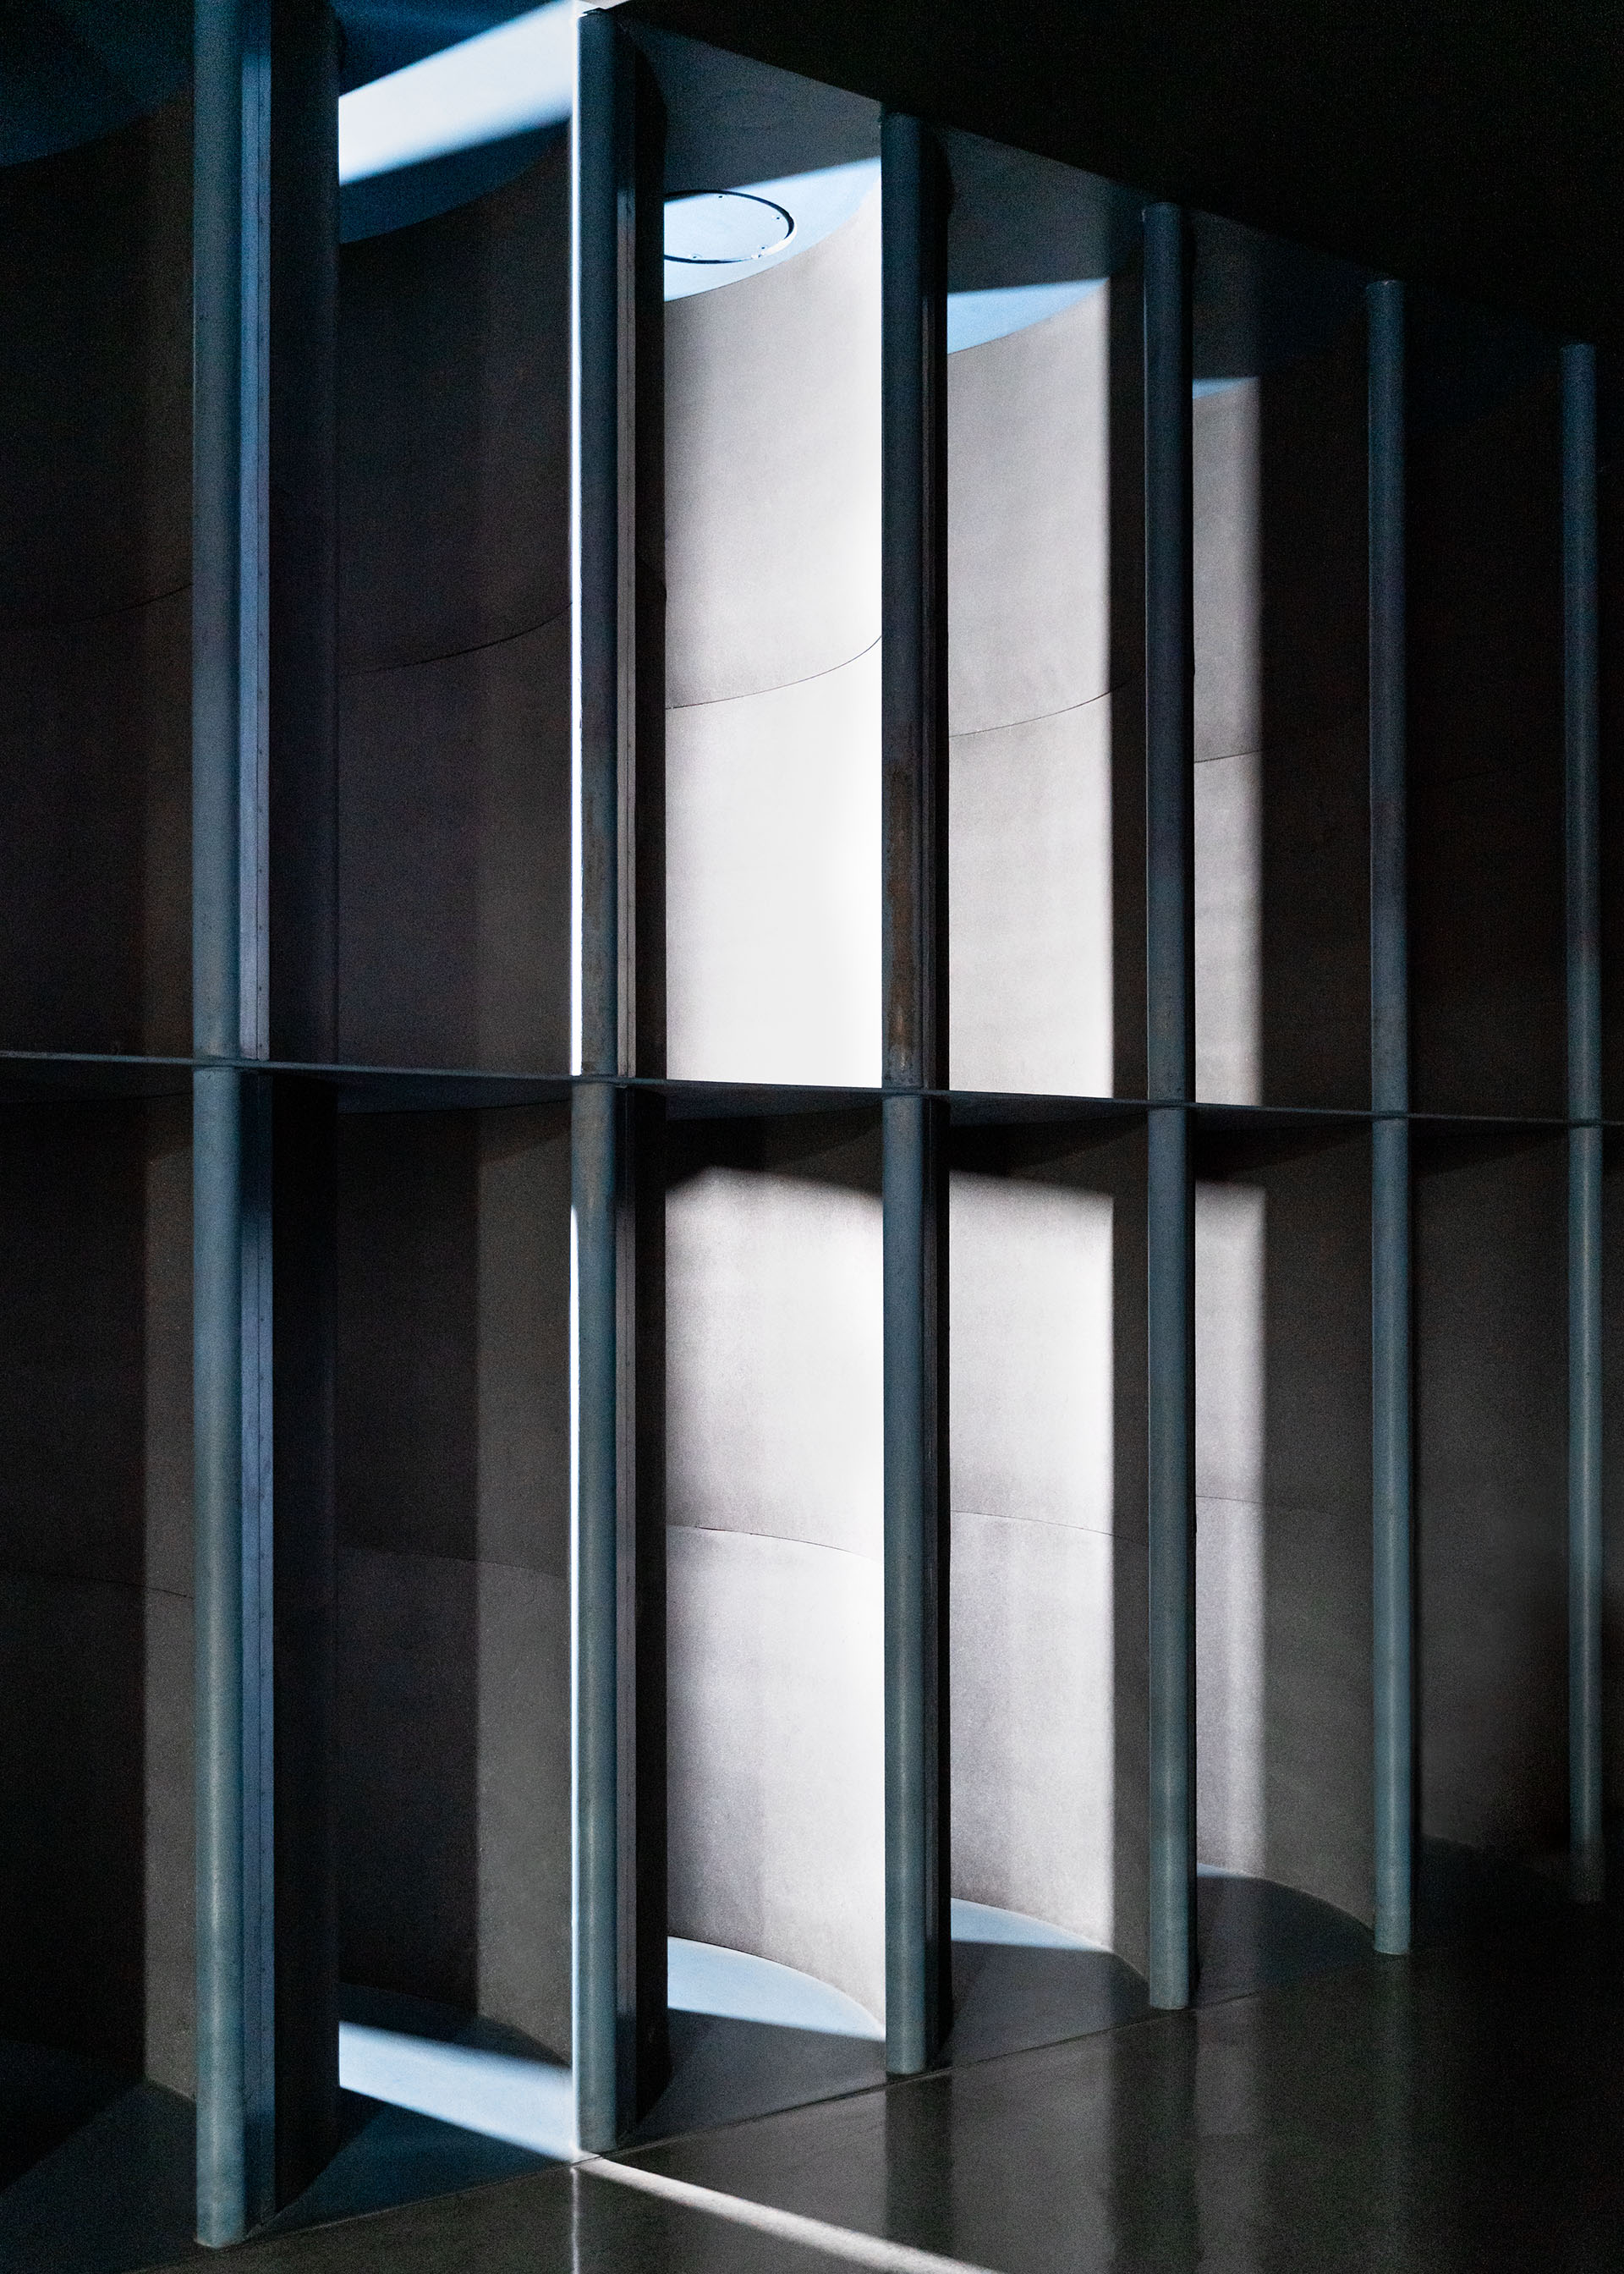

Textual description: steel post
[1564,340,1604,1902]
[881,109,951,2075]
[1143,200,1196,2012]
[1368,277,1413,1957]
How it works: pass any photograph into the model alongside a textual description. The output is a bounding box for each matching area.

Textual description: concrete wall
[665,185,881,1087]
[1193,1130,1373,1920]
[0,1100,193,2088]
[1415,1130,1567,1855]
[335,1107,572,2058]
[948,1125,1149,1969]
[337,138,572,1075]
[0,102,190,1058]
[0,100,195,2100]
[1409,357,1564,1118]
[665,1117,886,2021]
[947,277,1146,1101]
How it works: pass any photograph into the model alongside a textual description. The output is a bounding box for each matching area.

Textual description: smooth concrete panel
[0,1106,146,1589]
[667,1168,882,1560]
[951,1514,1124,1953]
[1416,1133,1566,1854]
[338,613,571,1072]
[949,697,1114,1098]
[1196,1184,1268,1876]
[143,1095,193,2094]
[949,1174,1114,1527]
[0,590,189,1056]
[0,1568,145,2063]
[666,1525,886,2025]
[1410,367,1564,1118]
[1256,713,1369,1113]
[0,101,190,626]
[336,1546,572,2057]
[337,1108,572,2049]
[1196,1136,1373,1925]
[1193,378,1262,767]
[144,1584,195,2095]
[1600,1147,1624,1815]
[1194,714,1369,1113]
[1191,340,1369,1112]
[338,136,569,675]
[946,283,1111,735]
[946,1130,1149,1974]
[667,646,880,1087]
[1194,750,1262,1107]
[665,185,880,710]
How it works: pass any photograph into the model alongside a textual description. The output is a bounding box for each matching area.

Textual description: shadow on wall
[665,1111,886,2027]
[337,1105,573,2064]
[1192,325,1369,1114]
[0,100,191,1059]
[0,1096,193,2199]
[664,182,881,1088]
[948,1119,1149,1978]
[1194,1126,1374,1927]
[1415,1127,1567,1862]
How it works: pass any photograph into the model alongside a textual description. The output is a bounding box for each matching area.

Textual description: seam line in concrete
[667,633,881,713]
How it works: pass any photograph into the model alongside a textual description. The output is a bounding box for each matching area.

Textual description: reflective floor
[121,1858,1624,2274]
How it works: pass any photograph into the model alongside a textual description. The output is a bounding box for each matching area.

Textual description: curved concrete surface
[665,182,880,710]
[946,280,1120,1096]
[666,1168,885,2021]
[950,698,1114,1097]
[949,1172,1145,1965]
[0,102,191,1057]
[947,283,1111,735]
[667,645,881,1087]
[337,140,571,1070]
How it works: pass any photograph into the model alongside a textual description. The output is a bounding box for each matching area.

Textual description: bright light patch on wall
[337,1,573,184]
[337,2023,576,2158]
[665,162,879,299]
[950,1899,1105,1952]
[946,279,1103,353]
[668,1938,885,2040]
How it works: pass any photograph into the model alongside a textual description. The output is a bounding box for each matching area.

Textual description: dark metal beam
[573,6,668,2151]
[193,0,261,2237]
[881,107,951,2076]
[194,0,339,2241]
[1368,276,1413,1958]
[1564,340,1603,1903]
[1143,199,1196,2013]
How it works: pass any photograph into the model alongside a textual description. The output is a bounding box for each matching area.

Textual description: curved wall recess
[950,1169,1146,1963]
[666,1163,886,2024]
[946,279,1116,1100]
[666,183,881,1088]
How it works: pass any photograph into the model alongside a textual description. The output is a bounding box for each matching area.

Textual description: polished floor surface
[121,1867,1624,2274]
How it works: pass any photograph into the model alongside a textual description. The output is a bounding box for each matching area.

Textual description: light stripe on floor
[581,2157,1001,2274]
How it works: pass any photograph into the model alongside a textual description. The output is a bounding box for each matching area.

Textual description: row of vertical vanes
[187,4,1606,2238]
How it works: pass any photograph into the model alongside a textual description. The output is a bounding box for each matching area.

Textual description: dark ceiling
[630,0,1624,360]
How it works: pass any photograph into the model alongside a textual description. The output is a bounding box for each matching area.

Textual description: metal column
[573,7,667,2152]
[193,0,268,2238]
[1564,341,1604,1903]
[194,0,338,2240]
[881,109,951,2076]
[1368,277,1413,1957]
[1143,201,1196,2013]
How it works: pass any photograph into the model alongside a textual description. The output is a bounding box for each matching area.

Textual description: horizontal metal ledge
[0,1052,1611,1134]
